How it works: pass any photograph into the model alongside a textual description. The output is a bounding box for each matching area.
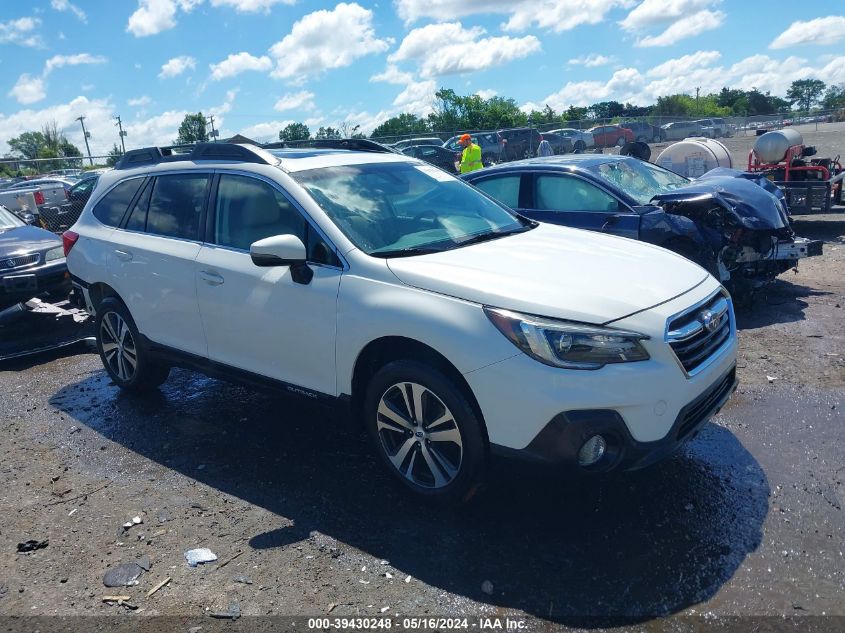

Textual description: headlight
[45,246,65,262]
[484,307,650,370]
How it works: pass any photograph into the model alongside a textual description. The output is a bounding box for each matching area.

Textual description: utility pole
[76,116,93,166]
[206,115,219,142]
[114,115,127,154]
[695,87,700,101]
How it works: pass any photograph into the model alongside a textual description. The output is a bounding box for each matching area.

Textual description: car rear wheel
[574,140,586,152]
[96,298,170,392]
[364,360,487,505]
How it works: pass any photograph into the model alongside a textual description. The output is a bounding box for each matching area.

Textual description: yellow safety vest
[460,143,483,173]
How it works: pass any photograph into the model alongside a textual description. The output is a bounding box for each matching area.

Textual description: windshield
[589,159,690,205]
[0,206,25,230]
[293,161,529,257]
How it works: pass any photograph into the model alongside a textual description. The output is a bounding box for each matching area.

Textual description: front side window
[92,178,145,227]
[293,162,528,257]
[145,173,208,240]
[535,175,620,212]
[213,174,339,266]
[473,175,521,209]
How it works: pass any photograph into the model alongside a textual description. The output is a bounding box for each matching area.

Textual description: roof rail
[308,138,398,154]
[114,142,278,170]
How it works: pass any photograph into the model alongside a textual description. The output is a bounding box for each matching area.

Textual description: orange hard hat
[459,134,472,144]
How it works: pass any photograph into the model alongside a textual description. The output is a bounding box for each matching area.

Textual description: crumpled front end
[647,171,823,298]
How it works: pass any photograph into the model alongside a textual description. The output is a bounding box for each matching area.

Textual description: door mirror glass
[250,234,307,267]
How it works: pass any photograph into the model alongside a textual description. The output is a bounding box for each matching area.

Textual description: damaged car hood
[651,170,790,230]
[386,223,709,324]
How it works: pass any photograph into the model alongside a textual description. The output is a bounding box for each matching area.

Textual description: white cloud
[370,64,415,85]
[126,0,202,37]
[209,0,295,11]
[236,120,294,142]
[159,55,197,78]
[619,0,715,29]
[0,16,43,48]
[394,0,632,32]
[646,50,721,77]
[770,16,845,49]
[8,74,47,105]
[209,52,272,80]
[273,90,316,112]
[0,96,116,156]
[392,79,437,113]
[51,0,87,23]
[128,95,152,107]
[475,89,498,99]
[635,9,724,47]
[390,22,540,77]
[269,3,390,83]
[568,53,616,67]
[44,53,106,76]
[527,52,845,110]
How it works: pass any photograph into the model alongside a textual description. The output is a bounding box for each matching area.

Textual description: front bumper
[491,366,737,472]
[0,259,71,306]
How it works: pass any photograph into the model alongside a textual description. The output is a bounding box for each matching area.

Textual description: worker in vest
[458,134,483,173]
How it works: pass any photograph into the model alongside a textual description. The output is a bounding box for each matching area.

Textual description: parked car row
[60,141,745,504]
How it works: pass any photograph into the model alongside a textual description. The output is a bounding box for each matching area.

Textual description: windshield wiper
[455,225,532,247]
[370,246,444,258]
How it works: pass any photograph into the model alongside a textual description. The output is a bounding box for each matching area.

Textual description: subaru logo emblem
[700,310,721,333]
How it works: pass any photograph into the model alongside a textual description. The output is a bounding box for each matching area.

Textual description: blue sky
[1,1,844,155]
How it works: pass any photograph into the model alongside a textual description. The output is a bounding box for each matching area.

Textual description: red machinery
[748,129,843,214]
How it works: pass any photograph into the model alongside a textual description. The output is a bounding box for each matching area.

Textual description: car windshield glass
[589,159,690,205]
[292,161,529,257]
[0,206,25,230]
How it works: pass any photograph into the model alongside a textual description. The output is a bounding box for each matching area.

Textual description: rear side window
[146,174,208,240]
[473,175,522,209]
[92,178,144,227]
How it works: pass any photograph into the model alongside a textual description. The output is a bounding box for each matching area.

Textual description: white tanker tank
[753,129,804,164]
[655,137,732,178]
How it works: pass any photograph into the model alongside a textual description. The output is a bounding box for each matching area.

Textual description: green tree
[279,122,311,142]
[175,112,209,144]
[822,84,845,109]
[314,126,341,139]
[786,79,826,113]
[589,101,626,120]
[8,131,47,159]
[562,105,589,121]
[370,113,429,140]
[106,143,123,167]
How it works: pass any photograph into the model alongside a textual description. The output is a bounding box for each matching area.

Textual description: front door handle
[114,249,133,261]
[199,270,224,286]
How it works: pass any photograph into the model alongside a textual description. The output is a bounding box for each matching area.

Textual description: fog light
[578,435,606,466]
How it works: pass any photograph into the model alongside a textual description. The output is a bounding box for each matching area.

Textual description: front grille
[676,368,736,441]
[666,291,732,375]
[0,253,40,270]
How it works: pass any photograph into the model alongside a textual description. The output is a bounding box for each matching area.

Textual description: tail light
[62,230,79,256]
[34,191,45,205]
[64,187,70,199]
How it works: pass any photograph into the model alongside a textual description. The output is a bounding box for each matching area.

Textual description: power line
[76,116,93,166]
[114,115,127,154]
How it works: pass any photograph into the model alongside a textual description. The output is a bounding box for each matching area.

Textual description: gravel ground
[1,223,844,628]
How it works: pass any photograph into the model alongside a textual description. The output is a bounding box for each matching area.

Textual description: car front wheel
[364,360,487,504]
[96,298,170,392]
[616,136,626,146]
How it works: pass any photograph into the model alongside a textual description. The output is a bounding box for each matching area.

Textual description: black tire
[363,360,488,505]
[95,297,170,392]
[574,140,586,152]
[616,136,626,147]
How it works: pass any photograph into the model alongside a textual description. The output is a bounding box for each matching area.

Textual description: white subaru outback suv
[65,141,737,503]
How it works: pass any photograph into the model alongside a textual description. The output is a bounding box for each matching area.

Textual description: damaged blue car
[462,155,822,299]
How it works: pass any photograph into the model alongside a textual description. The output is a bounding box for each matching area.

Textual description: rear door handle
[199,270,224,286]
[114,249,133,261]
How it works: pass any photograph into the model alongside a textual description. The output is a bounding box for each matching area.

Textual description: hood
[652,170,789,230]
[0,225,62,256]
[386,223,709,324]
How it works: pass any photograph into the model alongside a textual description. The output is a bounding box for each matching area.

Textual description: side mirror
[250,234,313,284]
[250,234,306,267]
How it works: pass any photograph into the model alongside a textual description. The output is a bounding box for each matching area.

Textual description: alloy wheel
[100,311,138,382]
[376,382,463,489]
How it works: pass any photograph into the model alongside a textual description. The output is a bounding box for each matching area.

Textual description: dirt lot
[1,214,844,629]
